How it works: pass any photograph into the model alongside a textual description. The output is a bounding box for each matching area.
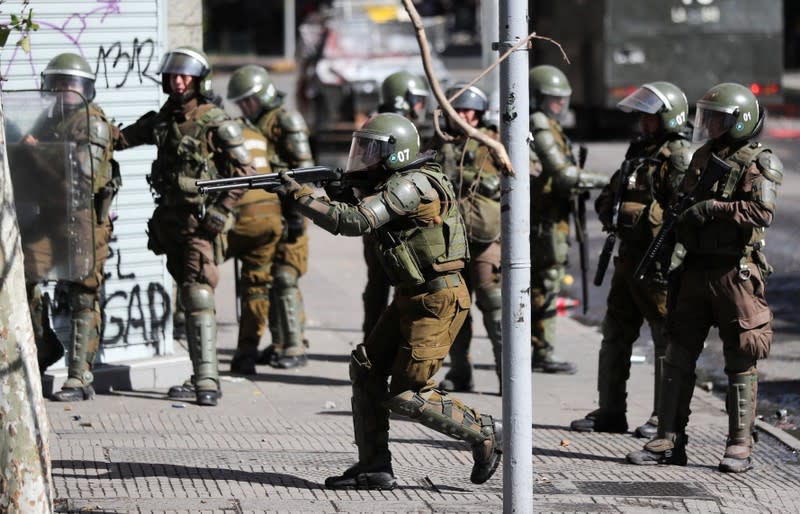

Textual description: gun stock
[634,153,732,281]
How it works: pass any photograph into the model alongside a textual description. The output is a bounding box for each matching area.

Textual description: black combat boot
[168,378,222,401]
[570,409,628,433]
[627,432,688,465]
[52,384,95,402]
[326,347,397,490]
[230,351,258,375]
[718,369,757,473]
[324,452,397,490]
[634,415,659,439]
[532,347,577,374]
[627,360,693,466]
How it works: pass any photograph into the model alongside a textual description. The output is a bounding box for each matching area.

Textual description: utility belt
[396,273,462,297]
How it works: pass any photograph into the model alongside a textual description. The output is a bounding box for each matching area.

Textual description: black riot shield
[3,89,95,282]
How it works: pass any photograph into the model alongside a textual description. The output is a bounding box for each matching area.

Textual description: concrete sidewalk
[47,225,800,513]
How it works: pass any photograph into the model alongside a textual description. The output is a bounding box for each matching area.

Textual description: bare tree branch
[401,0,515,176]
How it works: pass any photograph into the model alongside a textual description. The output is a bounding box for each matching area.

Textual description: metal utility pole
[498,0,533,512]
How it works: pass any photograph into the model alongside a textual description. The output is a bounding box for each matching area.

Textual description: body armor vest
[375,164,469,286]
[149,104,228,207]
[440,129,502,243]
[238,122,278,207]
[530,113,574,225]
[616,138,675,254]
[680,142,766,258]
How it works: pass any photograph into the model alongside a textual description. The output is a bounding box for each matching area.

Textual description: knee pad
[475,286,502,313]
[181,284,215,312]
[272,264,299,290]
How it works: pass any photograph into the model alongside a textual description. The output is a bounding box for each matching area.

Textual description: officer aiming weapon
[196,166,344,193]
[634,153,732,282]
[593,156,659,286]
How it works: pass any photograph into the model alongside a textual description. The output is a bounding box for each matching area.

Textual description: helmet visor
[541,94,570,122]
[158,51,208,77]
[346,131,393,172]
[617,87,666,114]
[42,74,93,105]
[407,91,428,118]
[693,103,737,143]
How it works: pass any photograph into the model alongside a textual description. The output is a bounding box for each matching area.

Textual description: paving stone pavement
[46,225,800,513]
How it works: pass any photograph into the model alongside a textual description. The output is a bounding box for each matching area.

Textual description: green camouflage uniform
[116,98,253,398]
[284,160,500,487]
[226,121,283,372]
[577,135,690,433]
[253,106,315,367]
[436,126,503,391]
[529,112,606,373]
[24,102,118,399]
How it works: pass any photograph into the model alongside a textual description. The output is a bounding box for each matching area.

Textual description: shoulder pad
[531,125,557,151]
[216,120,245,147]
[277,109,309,133]
[530,112,551,132]
[756,150,784,185]
[89,115,112,147]
[382,172,424,214]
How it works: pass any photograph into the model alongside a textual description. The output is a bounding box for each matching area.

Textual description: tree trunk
[0,90,54,513]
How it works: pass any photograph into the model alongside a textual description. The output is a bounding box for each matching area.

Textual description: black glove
[678,199,717,226]
[272,171,304,197]
[201,205,229,236]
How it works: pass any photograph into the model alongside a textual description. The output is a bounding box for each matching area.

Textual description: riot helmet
[380,71,430,120]
[444,82,489,129]
[41,53,96,105]
[346,113,420,173]
[617,81,688,136]
[693,82,761,144]
[227,65,282,121]
[529,64,572,122]
[158,46,213,102]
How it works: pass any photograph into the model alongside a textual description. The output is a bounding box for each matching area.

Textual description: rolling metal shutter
[1,0,173,362]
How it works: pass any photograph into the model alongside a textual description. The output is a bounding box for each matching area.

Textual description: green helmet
[41,53,96,101]
[346,113,420,172]
[617,81,688,135]
[380,71,430,120]
[693,82,761,143]
[529,65,572,120]
[227,65,282,120]
[158,46,213,102]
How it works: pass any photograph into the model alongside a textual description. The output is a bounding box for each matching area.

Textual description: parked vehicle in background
[530,0,784,135]
[297,0,449,150]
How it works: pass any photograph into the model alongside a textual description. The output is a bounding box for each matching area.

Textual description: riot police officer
[21,53,119,401]
[528,64,608,374]
[223,119,284,375]
[274,113,502,489]
[227,64,314,369]
[627,83,782,473]
[115,47,255,406]
[435,83,503,393]
[571,82,692,437]
[360,70,431,344]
